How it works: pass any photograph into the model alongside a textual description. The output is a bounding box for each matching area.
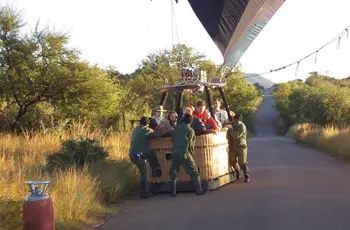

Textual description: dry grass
[288,124,350,160]
[0,122,139,230]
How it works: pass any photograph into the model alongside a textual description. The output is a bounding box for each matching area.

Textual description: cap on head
[140,116,150,126]
[183,113,193,124]
[233,114,242,121]
[148,117,158,130]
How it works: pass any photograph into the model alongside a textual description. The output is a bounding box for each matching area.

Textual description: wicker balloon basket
[147,130,236,193]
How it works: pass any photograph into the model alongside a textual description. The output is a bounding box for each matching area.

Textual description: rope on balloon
[240,25,350,80]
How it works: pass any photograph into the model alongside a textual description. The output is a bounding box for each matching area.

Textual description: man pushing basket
[169,113,207,197]
[128,116,164,199]
[228,114,251,183]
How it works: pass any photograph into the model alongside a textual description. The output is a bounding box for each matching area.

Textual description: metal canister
[23,181,55,230]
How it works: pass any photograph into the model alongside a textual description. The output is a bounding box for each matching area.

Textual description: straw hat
[153,105,167,112]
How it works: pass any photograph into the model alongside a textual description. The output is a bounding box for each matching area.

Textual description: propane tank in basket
[180,67,207,84]
[23,181,55,230]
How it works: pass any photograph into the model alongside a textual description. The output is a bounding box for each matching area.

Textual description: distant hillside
[244,73,275,89]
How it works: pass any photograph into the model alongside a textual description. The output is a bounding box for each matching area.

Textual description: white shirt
[154,117,162,125]
[214,109,228,124]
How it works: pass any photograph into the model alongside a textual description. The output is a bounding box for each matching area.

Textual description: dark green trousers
[129,150,160,182]
[169,152,200,181]
[230,147,248,168]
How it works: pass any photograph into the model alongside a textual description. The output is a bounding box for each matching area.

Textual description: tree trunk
[10,105,27,133]
[11,113,22,133]
[10,122,18,133]
[122,111,126,131]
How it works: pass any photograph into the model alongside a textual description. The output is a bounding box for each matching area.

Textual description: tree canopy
[273,72,350,134]
[0,6,263,132]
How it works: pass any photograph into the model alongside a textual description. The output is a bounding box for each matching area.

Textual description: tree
[0,6,264,132]
[106,66,155,130]
[217,67,262,131]
[253,82,265,95]
[111,44,214,130]
[273,72,350,132]
[0,6,119,132]
[105,44,262,131]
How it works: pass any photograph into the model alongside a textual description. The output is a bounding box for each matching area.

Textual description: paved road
[98,88,350,230]
[254,87,278,136]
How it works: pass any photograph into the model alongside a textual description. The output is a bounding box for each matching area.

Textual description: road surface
[98,88,350,230]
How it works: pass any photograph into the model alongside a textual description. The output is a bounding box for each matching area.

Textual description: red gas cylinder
[23,181,55,230]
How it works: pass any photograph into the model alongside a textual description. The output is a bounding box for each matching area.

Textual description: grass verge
[1,120,256,230]
[0,123,139,230]
[287,124,350,161]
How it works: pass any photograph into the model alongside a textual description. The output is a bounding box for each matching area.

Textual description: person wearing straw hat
[129,116,165,199]
[169,113,207,197]
[153,105,167,125]
[228,114,250,183]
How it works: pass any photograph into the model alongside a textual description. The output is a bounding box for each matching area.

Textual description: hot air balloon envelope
[188,0,285,68]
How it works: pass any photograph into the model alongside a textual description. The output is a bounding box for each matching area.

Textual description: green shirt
[171,123,195,155]
[129,125,163,154]
[229,121,247,147]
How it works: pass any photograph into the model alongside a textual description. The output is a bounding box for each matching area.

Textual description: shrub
[46,139,109,174]
[0,129,138,230]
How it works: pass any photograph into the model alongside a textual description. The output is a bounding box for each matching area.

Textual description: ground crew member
[228,114,250,183]
[178,107,206,135]
[169,113,207,196]
[129,116,164,199]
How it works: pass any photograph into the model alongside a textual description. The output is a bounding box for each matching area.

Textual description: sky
[3,0,350,83]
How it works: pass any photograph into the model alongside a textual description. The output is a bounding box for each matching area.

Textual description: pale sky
[3,0,350,83]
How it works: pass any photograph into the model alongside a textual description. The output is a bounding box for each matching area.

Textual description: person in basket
[152,105,167,125]
[178,107,206,135]
[213,97,229,125]
[157,110,178,136]
[193,101,220,132]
